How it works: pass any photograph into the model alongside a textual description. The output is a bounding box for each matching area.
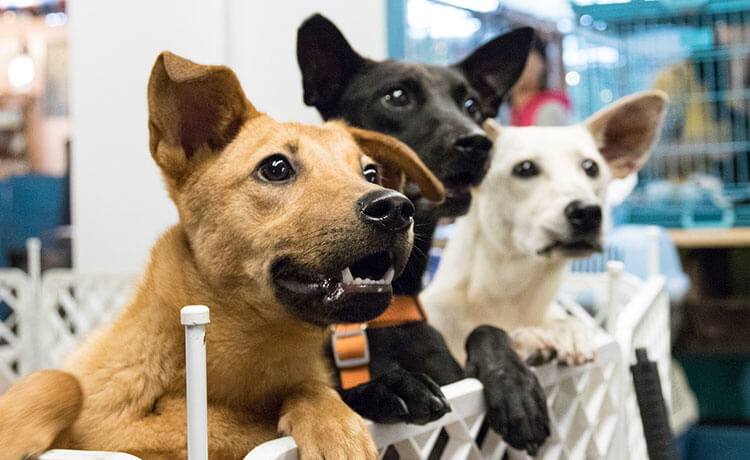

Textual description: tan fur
[0,52,443,460]
[0,370,82,460]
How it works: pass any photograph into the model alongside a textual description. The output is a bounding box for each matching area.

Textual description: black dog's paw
[466,325,551,456]
[340,368,451,425]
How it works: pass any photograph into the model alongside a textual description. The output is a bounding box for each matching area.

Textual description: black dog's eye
[382,87,411,108]
[363,164,379,184]
[512,160,540,178]
[464,98,481,120]
[257,154,294,182]
[582,159,599,178]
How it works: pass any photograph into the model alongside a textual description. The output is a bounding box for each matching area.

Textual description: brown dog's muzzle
[271,190,417,327]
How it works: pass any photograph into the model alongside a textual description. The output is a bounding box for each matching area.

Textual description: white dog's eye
[363,164,379,184]
[512,160,540,178]
[581,159,599,178]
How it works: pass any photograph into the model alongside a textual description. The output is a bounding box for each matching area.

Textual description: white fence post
[181,305,210,460]
[647,226,661,277]
[25,238,42,373]
[606,261,625,335]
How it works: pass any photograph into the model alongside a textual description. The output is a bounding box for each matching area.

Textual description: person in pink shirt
[510,36,572,127]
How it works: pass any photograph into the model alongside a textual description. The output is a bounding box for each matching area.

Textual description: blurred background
[0,0,749,457]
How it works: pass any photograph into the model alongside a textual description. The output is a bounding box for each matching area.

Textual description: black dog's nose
[565,200,602,235]
[357,190,415,233]
[454,134,492,158]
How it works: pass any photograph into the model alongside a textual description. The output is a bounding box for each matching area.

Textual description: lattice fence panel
[616,276,671,460]
[245,273,671,460]
[244,339,628,460]
[23,270,669,460]
[0,269,31,391]
[37,271,136,370]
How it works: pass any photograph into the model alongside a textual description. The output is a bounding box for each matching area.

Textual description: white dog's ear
[482,118,502,139]
[585,90,668,178]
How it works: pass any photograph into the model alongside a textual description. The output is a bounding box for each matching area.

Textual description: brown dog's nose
[357,190,415,233]
[565,200,602,235]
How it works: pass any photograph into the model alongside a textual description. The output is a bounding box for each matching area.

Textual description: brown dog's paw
[0,442,44,460]
[279,399,377,460]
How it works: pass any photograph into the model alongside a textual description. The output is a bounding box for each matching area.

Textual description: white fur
[423,91,668,365]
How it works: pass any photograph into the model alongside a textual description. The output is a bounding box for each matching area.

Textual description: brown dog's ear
[585,90,668,179]
[348,127,445,203]
[147,51,258,180]
[454,27,535,118]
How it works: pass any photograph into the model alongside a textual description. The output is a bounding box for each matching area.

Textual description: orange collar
[367,294,428,328]
[332,295,427,390]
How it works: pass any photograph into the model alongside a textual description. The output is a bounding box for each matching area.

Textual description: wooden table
[668,227,750,248]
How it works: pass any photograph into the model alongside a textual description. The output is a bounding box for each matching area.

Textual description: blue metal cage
[570,0,750,228]
[393,0,750,228]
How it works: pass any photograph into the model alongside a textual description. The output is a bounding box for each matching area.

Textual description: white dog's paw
[545,318,596,366]
[511,327,559,365]
[512,318,596,366]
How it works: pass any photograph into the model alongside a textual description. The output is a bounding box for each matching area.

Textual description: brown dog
[0,52,444,460]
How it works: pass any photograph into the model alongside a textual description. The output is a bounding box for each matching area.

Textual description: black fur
[297,14,549,454]
[466,326,550,455]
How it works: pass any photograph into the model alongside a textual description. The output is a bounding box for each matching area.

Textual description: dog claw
[339,369,450,425]
[428,394,450,418]
[526,347,557,366]
[395,397,409,417]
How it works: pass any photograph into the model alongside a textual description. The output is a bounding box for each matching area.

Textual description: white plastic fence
[0,267,33,389]
[245,337,625,460]
[37,270,136,370]
[245,268,670,460]
[0,239,670,460]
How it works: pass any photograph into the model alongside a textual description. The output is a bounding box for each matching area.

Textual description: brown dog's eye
[582,159,599,178]
[512,160,540,179]
[256,154,294,183]
[363,164,379,184]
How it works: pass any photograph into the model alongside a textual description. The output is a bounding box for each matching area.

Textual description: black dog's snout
[453,134,492,159]
[358,190,415,233]
[565,200,602,235]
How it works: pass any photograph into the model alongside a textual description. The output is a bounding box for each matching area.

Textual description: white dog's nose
[564,200,602,235]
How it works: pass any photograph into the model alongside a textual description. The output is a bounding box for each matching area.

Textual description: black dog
[297,14,549,453]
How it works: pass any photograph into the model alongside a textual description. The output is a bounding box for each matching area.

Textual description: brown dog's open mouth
[273,251,397,326]
[341,251,395,291]
[274,251,395,297]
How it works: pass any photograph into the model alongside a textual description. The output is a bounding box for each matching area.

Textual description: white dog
[423,91,668,365]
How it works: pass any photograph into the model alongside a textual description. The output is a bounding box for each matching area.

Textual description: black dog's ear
[454,27,535,118]
[297,14,365,118]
